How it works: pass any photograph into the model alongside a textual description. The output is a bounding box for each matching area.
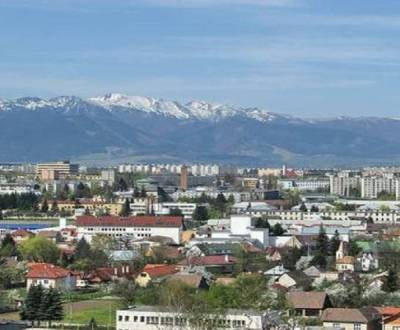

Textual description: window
[118,315,123,321]
[140,316,145,322]
[124,315,129,322]
[354,323,361,330]
[133,316,138,322]
[333,323,341,328]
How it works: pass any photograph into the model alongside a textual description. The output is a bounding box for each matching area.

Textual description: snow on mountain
[89,93,279,122]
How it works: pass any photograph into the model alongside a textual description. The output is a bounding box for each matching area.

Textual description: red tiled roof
[179,255,237,266]
[12,229,34,237]
[142,264,179,278]
[76,215,183,228]
[27,263,72,279]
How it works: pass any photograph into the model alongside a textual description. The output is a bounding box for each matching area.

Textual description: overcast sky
[0,0,399,117]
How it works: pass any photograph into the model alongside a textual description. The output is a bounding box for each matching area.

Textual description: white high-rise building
[329,171,361,197]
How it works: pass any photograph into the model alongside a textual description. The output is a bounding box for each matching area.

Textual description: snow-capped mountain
[89,93,281,122]
[1,93,400,166]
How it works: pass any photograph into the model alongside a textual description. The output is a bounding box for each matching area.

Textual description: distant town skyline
[0,0,400,117]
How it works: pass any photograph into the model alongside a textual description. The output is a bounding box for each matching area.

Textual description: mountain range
[0,93,399,167]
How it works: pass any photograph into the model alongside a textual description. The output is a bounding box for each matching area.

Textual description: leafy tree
[88,317,98,329]
[40,199,49,213]
[117,178,128,192]
[281,247,303,271]
[311,225,328,269]
[193,206,209,221]
[0,233,17,257]
[271,223,285,236]
[19,236,60,264]
[255,218,270,229]
[215,193,227,213]
[20,284,44,326]
[74,237,91,260]
[45,288,64,326]
[51,200,59,212]
[112,280,138,307]
[119,199,131,216]
[329,230,341,257]
[382,269,399,293]
[227,194,235,205]
[310,205,319,212]
[299,202,308,212]
[169,208,183,216]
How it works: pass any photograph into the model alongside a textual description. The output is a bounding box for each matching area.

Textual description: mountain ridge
[0,94,399,167]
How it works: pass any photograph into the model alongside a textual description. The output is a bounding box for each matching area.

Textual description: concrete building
[361,174,398,199]
[117,305,270,330]
[36,161,79,181]
[329,171,361,197]
[75,215,183,244]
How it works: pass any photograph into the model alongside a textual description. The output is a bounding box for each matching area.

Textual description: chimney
[180,165,188,191]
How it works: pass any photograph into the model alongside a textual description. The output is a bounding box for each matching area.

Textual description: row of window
[86,227,151,232]
[118,314,247,328]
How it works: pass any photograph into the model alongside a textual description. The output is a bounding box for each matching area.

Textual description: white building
[0,184,39,195]
[278,178,329,192]
[117,306,269,330]
[208,215,269,248]
[75,215,183,244]
[329,172,361,197]
[361,174,398,199]
[154,202,197,220]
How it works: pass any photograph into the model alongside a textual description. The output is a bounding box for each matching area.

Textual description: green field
[63,299,122,327]
[0,298,122,327]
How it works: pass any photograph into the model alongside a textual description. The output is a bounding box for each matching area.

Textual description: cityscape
[1,161,400,329]
[1,0,400,329]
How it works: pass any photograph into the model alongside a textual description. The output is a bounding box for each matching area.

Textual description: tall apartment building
[36,161,79,181]
[329,171,361,197]
[361,174,398,199]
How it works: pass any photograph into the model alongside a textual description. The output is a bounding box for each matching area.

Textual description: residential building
[27,263,77,291]
[329,172,361,197]
[361,174,397,199]
[336,256,356,272]
[75,215,183,244]
[321,308,381,330]
[287,291,331,317]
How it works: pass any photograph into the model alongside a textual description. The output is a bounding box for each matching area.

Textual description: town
[1,161,400,329]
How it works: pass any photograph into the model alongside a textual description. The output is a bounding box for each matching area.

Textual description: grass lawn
[63,299,123,327]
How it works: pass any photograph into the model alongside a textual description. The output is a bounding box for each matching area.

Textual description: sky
[0,0,399,117]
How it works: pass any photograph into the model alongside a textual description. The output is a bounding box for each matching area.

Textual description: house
[166,274,210,290]
[276,271,311,290]
[303,266,322,279]
[135,264,179,287]
[11,229,34,244]
[27,263,77,291]
[265,265,289,279]
[178,255,237,274]
[265,247,282,262]
[287,291,331,317]
[321,308,381,330]
[336,256,356,272]
[356,251,378,272]
[377,307,400,330]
